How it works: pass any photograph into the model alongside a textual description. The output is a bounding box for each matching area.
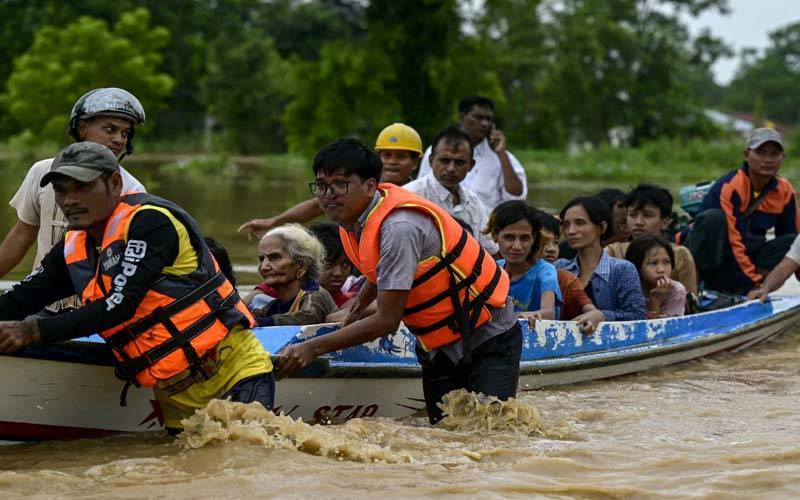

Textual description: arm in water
[277,288,407,378]
[238,198,323,239]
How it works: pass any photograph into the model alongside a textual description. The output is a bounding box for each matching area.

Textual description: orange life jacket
[339,184,509,351]
[64,193,254,388]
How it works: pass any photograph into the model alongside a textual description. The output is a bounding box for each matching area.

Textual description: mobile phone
[489,123,499,149]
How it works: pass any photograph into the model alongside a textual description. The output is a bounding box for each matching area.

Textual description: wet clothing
[605,241,698,295]
[499,258,562,318]
[557,269,593,320]
[340,187,519,423]
[0,194,273,429]
[154,326,274,429]
[681,164,800,292]
[416,322,522,424]
[555,253,646,321]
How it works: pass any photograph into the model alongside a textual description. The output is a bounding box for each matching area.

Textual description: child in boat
[625,235,686,318]
[245,224,337,326]
[487,201,561,322]
[537,211,604,329]
[309,222,356,307]
[555,196,646,321]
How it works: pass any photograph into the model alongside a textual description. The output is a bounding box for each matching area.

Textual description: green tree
[723,21,800,125]
[3,8,174,144]
[201,30,290,153]
[283,41,402,153]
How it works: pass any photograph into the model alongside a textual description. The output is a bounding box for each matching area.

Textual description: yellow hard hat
[375,123,423,155]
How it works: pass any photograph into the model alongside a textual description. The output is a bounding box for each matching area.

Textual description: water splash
[178,400,412,463]
[438,389,546,436]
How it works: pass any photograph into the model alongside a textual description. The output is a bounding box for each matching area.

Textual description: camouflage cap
[40,142,120,187]
[746,128,784,151]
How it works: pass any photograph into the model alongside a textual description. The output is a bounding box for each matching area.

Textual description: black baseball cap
[41,142,120,187]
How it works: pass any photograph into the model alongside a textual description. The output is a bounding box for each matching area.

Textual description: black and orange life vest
[63,193,254,388]
[339,184,509,351]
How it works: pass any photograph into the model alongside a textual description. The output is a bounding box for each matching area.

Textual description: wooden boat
[1,296,798,443]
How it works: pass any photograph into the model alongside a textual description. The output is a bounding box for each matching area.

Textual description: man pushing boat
[0,142,274,434]
[277,138,522,424]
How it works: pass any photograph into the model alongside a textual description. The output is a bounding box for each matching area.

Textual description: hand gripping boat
[1,297,798,443]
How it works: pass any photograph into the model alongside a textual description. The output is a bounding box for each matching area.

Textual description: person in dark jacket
[681,128,800,294]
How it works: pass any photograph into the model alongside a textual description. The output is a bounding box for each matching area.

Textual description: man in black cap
[681,128,800,294]
[0,143,275,434]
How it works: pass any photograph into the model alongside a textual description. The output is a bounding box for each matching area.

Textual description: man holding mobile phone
[418,96,527,210]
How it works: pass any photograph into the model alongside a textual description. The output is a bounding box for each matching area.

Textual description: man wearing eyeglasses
[280,138,521,425]
[681,128,800,294]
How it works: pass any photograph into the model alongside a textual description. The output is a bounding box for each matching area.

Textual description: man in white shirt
[404,126,499,255]
[0,88,147,310]
[418,96,527,209]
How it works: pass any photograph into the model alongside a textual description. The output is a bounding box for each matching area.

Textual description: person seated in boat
[404,126,498,254]
[0,143,274,434]
[238,122,423,239]
[555,196,646,321]
[538,211,604,330]
[486,201,561,321]
[625,235,686,318]
[605,183,698,294]
[309,222,355,307]
[748,234,800,302]
[277,138,521,425]
[246,224,337,326]
[560,187,628,261]
[597,188,629,244]
[680,128,799,295]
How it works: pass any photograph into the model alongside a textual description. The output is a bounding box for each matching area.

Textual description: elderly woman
[245,223,337,326]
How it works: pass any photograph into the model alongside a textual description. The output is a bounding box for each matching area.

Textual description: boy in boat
[238,123,423,238]
[605,183,698,295]
[277,138,521,424]
[0,143,274,434]
[681,128,800,294]
[0,88,148,313]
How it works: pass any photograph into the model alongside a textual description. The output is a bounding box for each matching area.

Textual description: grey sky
[684,0,800,84]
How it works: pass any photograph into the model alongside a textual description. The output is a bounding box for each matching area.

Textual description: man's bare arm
[0,221,38,278]
[238,198,323,239]
[277,289,408,378]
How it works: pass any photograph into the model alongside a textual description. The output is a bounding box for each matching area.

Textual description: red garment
[557,269,593,320]
[330,289,355,307]
[256,283,277,296]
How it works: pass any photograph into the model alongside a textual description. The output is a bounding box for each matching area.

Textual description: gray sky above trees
[684,0,800,84]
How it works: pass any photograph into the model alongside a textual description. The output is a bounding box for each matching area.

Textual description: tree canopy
[1,0,789,155]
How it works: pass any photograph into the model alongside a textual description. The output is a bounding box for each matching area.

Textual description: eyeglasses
[308,179,355,197]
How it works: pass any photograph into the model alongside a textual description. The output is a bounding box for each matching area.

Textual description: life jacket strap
[412,230,469,288]
[105,271,226,350]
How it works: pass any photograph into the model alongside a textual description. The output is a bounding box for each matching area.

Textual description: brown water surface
[1,333,798,499]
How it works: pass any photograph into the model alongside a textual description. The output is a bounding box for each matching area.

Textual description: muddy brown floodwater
[1,331,798,499]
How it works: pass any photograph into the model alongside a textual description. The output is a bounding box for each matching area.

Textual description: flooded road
[1,331,798,499]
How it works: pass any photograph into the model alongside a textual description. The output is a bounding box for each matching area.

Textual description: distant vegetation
[0,0,798,158]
